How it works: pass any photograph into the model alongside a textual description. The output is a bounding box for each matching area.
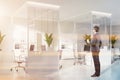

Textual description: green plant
[83,34,91,44]
[110,35,117,48]
[0,32,5,44]
[45,33,53,47]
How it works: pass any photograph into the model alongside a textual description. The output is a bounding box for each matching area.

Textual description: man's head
[93,26,99,32]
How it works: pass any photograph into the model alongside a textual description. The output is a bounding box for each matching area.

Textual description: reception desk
[26,51,59,78]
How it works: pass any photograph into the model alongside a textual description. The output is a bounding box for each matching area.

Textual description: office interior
[0,0,120,80]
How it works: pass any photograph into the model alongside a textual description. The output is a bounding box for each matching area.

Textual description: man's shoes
[91,74,100,77]
[91,74,96,77]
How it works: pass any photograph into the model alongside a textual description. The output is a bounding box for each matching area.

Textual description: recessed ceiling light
[91,11,112,17]
[27,1,60,9]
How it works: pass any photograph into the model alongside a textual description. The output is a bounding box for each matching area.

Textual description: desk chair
[58,50,62,69]
[10,54,27,72]
[113,48,120,61]
[73,52,85,65]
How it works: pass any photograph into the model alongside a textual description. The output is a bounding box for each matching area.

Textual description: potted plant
[83,34,91,51]
[45,33,53,47]
[0,32,5,51]
[110,35,117,48]
[83,34,91,45]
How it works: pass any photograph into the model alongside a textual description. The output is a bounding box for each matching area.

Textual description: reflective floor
[96,60,120,80]
[49,60,120,80]
[0,59,120,80]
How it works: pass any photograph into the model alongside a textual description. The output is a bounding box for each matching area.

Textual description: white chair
[113,48,120,61]
[73,52,85,65]
[10,51,27,72]
[58,50,63,69]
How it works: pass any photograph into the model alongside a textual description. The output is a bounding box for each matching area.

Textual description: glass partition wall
[12,1,59,55]
[12,1,60,76]
[27,2,59,53]
[91,11,112,68]
[59,11,112,70]
[12,10,28,58]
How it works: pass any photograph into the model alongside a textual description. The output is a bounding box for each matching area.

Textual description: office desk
[26,51,59,77]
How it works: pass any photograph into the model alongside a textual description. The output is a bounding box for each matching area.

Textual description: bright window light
[27,1,60,9]
[0,5,8,16]
[13,25,27,40]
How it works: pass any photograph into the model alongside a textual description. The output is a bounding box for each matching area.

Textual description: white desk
[112,48,120,62]
[26,52,59,77]
[85,48,111,66]
[100,48,111,65]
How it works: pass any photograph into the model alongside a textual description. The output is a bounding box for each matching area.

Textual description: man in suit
[91,26,101,77]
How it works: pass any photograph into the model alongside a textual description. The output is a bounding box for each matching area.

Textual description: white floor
[48,65,93,80]
[0,52,120,80]
[0,59,106,80]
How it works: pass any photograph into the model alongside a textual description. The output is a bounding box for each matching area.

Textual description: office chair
[10,53,27,72]
[113,48,120,61]
[73,51,85,65]
[58,50,63,69]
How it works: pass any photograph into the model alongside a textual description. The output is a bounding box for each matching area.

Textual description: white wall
[0,16,14,52]
[0,16,14,68]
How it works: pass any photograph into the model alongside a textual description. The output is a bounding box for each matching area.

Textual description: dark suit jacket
[91,32,101,52]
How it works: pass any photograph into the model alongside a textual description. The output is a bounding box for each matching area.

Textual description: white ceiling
[0,0,120,25]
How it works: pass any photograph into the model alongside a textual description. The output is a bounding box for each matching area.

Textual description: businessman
[91,26,101,77]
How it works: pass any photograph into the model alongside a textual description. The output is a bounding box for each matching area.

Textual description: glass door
[91,11,112,66]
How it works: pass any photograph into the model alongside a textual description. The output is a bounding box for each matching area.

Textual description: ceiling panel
[0,0,120,24]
